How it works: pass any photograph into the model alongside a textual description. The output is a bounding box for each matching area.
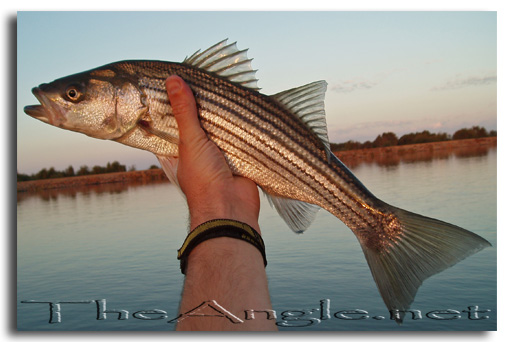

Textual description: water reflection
[17,178,170,203]
[338,142,495,169]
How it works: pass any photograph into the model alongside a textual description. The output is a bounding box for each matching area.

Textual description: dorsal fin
[271,81,331,161]
[184,39,260,90]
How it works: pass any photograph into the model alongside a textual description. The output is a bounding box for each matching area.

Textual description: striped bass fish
[24,40,491,322]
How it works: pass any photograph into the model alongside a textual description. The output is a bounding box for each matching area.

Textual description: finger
[165,75,207,145]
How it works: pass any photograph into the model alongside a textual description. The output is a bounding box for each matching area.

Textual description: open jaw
[24,87,65,126]
[24,104,49,123]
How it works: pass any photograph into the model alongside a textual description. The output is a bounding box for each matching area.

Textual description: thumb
[165,75,206,146]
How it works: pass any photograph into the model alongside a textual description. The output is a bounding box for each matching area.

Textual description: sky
[16,11,497,174]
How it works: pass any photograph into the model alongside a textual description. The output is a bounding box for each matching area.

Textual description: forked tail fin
[359,204,491,324]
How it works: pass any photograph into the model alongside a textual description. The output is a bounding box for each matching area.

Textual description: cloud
[423,58,443,65]
[431,73,497,91]
[329,119,417,142]
[330,78,378,93]
[330,68,405,94]
[327,116,469,143]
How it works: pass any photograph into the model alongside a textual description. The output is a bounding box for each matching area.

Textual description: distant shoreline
[17,137,496,193]
[334,136,496,168]
[17,168,169,193]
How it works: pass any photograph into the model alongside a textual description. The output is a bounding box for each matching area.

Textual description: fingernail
[167,77,182,95]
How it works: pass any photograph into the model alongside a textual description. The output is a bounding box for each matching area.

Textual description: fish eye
[65,86,82,102]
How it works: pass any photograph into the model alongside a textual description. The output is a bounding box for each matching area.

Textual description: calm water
[17,148,497,331]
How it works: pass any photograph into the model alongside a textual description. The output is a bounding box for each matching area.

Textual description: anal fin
[263,190,320,233]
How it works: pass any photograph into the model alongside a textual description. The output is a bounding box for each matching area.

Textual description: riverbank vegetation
[330,126,496,152]
[17,161,141,182]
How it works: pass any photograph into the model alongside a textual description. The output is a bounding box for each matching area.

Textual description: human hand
[165,75,261,232]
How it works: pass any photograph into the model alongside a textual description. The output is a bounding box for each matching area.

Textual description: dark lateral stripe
[185,71,324,155]
[195,88,331,180]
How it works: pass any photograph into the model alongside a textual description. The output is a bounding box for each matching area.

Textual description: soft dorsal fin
[184,39,260,90]
[271,81,331,161]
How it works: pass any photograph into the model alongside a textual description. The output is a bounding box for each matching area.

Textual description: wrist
[186,237,264,275]
[189,214,260,235]
[187,198,260,234]
[178,219,267,275]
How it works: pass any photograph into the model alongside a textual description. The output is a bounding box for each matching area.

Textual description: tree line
[17,161,135,182]
[330,126,496,152]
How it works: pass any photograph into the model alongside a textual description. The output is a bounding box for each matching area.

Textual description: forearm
[166,76,275,330]
[175,233,277,331]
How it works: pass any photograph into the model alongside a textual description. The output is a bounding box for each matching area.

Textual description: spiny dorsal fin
[184,39,260,90]
[271,81,331,161]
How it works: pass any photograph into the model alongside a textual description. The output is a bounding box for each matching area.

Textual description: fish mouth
[24,86,64,125]
[24,87,47,122]
[24,104,48,123]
